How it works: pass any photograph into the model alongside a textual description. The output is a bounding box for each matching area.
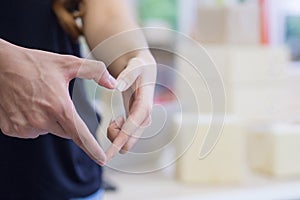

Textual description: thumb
[67,57,117,89]
[71,110,107,166]
[116,57,146,92]
[56,99,107,165]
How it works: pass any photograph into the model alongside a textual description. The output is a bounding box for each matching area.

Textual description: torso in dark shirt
[0,0,102,199]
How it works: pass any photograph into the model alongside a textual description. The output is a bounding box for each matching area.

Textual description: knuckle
[107,125,116,134]
[60,55,82,78]
[64,55,82,66]
[71,57,83,68]
[7,126,15,135]
[0,122,10,134]
[16,126,32,138]
[1,126,13,135]
[96,60,106,69]
[27,115,47,130]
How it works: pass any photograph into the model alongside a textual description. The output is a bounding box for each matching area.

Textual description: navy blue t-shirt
[0,0,102,199]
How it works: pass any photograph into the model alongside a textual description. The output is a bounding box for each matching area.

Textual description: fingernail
[98,160,105,166]
[116,80,127,91]
[108,75,117,87]
[97,157,106,166]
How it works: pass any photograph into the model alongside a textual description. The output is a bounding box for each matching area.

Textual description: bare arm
[82,0,153,77]
[82,0,157,161]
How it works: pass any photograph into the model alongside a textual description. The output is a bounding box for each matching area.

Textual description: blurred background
[81,0,300,199]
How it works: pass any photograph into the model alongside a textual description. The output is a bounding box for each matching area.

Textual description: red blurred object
[259,0,270,45]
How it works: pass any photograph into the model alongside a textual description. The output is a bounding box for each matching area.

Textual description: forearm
[82,0,151,78]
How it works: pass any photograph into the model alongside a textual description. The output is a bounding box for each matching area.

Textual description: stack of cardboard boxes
[174,3,300,184]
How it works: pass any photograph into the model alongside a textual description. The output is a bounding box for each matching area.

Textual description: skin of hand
[81,0,157,162]
[0,39,117,166]
[105,52,157,162]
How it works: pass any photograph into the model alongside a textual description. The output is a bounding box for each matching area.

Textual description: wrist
[108,49,154,78]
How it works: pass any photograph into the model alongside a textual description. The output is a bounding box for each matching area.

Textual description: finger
[105,106,149,161]
[64,56,117,89]
[122,89,133,117]
[116,58,146,91]
[120,115,151,153]
[112,115,125,129]
[105,131,130,162]
[105,84,152,161]
[107,116,124,142]
[120,137,138,154]
[56,100,106,166]
[119,131,140,154]
[106,116,139,162]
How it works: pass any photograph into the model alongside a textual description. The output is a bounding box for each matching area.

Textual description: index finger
[105,105,149,162]
[57,101,106,166]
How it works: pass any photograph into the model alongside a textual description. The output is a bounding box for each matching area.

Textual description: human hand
[106,51,157,162]
[0,39,116,165]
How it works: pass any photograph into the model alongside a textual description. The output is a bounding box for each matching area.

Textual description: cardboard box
[175,45,290,120]
[194,4,260,45]
[248,123,300,177]
[174,114,246,184]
